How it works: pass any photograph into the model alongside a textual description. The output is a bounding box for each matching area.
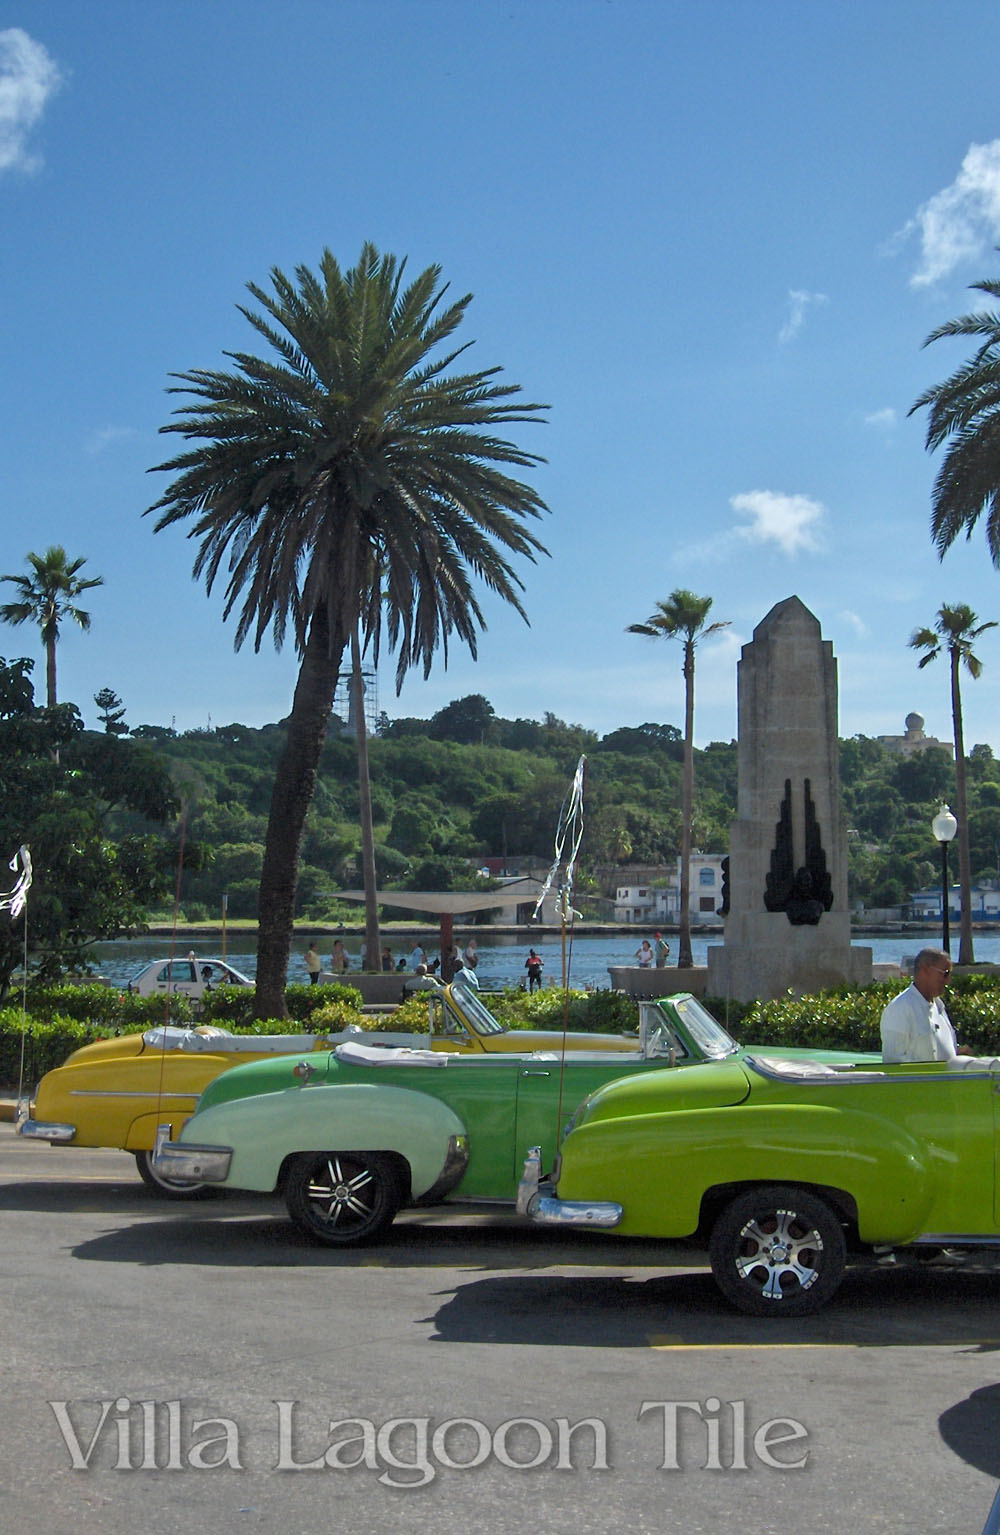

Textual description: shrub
[199,982,362,1027]
[363,995,433,1033]
[0,1012,119,1086]
[19,984,195,1028]
[487,987,640,1035]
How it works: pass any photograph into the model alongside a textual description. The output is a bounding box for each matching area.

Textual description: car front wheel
[285,1151,401,1246]
[709,1184,846,1317]
[134,1149,207,1199]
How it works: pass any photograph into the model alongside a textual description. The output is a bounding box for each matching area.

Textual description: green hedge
[200,983,363,1026]
[0,982,367,1087]
[0,1012,117,1086]
[486,987,640,1034]
[730,976,1000,1055]
[16,984,195,1027]
[8,976,1000,1091]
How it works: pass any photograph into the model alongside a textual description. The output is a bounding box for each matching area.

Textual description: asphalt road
[3,1124,1000,1534]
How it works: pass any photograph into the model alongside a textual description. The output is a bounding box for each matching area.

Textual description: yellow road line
[648,1335,1000,1349]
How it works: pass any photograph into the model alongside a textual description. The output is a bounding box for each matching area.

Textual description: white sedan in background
[126,957,252,1002]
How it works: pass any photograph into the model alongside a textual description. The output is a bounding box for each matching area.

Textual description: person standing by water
[329,939,349,974]
[304,944,322,984]
[654,932,670,968]
[634,939,654,968]
[525,949,544,992]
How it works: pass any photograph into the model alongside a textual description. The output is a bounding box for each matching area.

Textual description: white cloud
[0,28,62,175]
[85,425,138,455]
[864,407,896,430]
[839,609,869,639]
[730,490,826,556]
[778,289,828,344]
[900,140,1000,288]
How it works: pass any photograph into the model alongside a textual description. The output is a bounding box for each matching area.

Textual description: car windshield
[445,984,505,1037]
[672,996,739,1058]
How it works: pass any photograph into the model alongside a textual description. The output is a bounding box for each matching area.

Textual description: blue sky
[6,2,1000,755]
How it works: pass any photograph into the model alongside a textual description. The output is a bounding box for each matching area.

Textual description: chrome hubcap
[736,1209,822,1300]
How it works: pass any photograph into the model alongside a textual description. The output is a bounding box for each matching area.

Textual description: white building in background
[877,711,950,759]
[614,853,726,924]
[908,884,1000,921]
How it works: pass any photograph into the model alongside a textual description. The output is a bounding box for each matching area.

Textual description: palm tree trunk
[951,651,975,965]
[351,628,381,972]
[678,640,695,968]
[45,634,57,709]
[255,607,345,1018]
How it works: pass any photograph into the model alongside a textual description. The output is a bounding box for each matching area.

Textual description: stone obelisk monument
[707,596,872,1002]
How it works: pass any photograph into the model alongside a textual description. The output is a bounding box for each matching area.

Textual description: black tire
[134,1149,207,1199]
[709,1184,847,1317]
[285,1151,401,1246]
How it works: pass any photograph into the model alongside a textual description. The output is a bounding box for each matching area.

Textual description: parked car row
[18,971,1000,1315]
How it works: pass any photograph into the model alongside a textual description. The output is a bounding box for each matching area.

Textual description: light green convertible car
[518,1051,1000,1316]
[154,1002,875,1243]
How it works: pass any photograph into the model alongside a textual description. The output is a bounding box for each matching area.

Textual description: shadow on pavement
[421,1268,1000,1350]
[42,1184,1000,1351]
[940,1384,1000,1478]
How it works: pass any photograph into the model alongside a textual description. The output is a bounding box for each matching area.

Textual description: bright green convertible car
[154,1000,875,1243]
[517,1051,1000,1316]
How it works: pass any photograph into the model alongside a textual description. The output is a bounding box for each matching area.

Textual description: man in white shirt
[880,949,971,1062]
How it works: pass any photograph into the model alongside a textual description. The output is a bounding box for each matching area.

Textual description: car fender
[556,1102,934,1244]
[178,1082,468,1199]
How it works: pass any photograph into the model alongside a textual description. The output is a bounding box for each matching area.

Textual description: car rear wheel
[709,1184,846,1316]
[134,1149,207,1199]
[285,1151,401,1246]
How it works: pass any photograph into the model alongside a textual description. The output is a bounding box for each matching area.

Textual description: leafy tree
[0,658,178,995]
[910,605,998,963]
[0,546,104,707]
[430,693,497,744]
[911,270,1000,562]
[93,686,128,736]
[598,722,683,759]
[147,243,548,1016]
[627,590,730,967]
[892,745,953,803]
[494,716,543,751]
[968,742,1000,784]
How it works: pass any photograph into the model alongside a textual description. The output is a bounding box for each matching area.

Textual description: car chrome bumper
[516,1146,623,1228]
[152,1128,232,1184]
[17,1117,76,1142]
[416,1133,470,1205]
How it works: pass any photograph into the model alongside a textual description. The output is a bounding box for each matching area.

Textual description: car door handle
[520,1069,551,1077]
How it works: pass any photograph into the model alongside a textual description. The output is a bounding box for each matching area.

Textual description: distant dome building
[877,712,950,758]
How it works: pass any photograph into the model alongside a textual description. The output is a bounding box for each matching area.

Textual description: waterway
[92,929,999,992]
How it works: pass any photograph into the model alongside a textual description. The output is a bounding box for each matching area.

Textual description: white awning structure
[333,878,545,916]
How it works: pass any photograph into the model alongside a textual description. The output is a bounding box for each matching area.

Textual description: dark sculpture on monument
[764,778,832,924]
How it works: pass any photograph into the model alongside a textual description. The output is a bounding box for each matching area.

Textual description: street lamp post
[932,804,958,955]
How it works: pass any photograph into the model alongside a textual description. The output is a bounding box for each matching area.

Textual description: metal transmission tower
[333,663,379,737]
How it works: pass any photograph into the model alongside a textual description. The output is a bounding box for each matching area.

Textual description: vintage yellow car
[17,981,638,1192]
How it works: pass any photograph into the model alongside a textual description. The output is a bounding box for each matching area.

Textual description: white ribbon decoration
[0,845,32,919]
[533,757,586,922]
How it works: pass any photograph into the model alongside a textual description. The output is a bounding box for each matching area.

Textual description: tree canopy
[147,243,549,1015]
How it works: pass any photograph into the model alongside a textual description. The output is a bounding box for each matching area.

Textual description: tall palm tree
[0,546,104,707]
[627,590,729,968]
[148,244,548,1017]
[911,273,1000,563]
[910,604,997,964]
